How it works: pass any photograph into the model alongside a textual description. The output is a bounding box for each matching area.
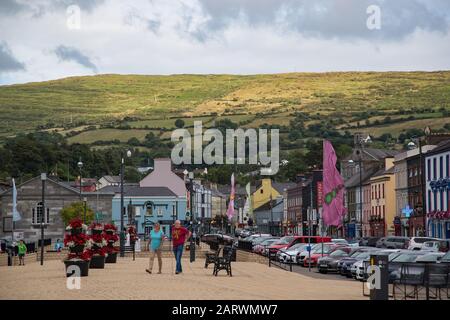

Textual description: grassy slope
[1,72,449,142]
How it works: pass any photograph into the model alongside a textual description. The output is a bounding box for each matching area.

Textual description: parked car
[420,240,450,253]
[277,243,309,263]
[408,237,440,250]
[331,239,348,245]
[317,247,353,273]
[267,236,307,258]
[415,252,445,263]
[442,250,450,263]
[338,249,380,277]
[254,238,280,255]
[200,234,234,246]
[353,249,402,280]
[375,237,387,248]
[296,243,322,265]
[388,251,427,282]
[382,236,410,249]
[302,243,347,267]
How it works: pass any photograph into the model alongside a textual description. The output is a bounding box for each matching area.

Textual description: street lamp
[119,150,132,258]
[77,158,83,200]
[40,173,46,266]
[184,170,196,262]
[348,152,363,239]
[83,197,87,223]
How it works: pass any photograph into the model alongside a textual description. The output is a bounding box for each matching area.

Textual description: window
[135,207,141,217]
[433,158,437,180]
[428,190,432,213]
[32,202,49,224]
[145,204,153,216]
[427,159,431,181]
[446,155,449,177]
[439,156,443,179]
[382,184,385,198]
[156,206,164,217]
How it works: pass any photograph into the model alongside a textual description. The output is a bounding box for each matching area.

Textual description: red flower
[90,222,103,230]
[104,223,117,232]
[68,218,84,229]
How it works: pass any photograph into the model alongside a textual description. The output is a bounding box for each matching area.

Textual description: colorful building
[425,140,450,239]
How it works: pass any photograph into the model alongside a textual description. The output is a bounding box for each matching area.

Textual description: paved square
[0,257,364,300]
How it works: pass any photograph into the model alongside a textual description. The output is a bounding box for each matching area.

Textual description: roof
[272,182,297,193]
[123,186,177,197]
[343,147,399,162]
[101,175,121,183]
[344,167,378,188]
[425,139,450,157]
[371,166,395,179]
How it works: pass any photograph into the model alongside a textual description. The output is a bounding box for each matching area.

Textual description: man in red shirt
[172,220,191,274]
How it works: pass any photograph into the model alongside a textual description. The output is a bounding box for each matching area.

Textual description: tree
[175,119,185,128]
[127,137,141,146]
[60,201,94,226]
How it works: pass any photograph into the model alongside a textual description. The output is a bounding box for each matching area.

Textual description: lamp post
[40,173,46,266]
[77,158,83,200]
[119,150,132,258]
[184,170,196,262]
[83,197,87,223]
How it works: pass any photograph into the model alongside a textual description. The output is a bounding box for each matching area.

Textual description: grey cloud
[54,45,98,73]
[123,8,161,34]
[0,42,25,73]
[195,0,450,41]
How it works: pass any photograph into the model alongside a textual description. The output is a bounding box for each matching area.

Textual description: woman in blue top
[146,223,165,274]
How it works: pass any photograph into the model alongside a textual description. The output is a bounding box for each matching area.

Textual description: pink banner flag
[322,140,346,226]
[226,173,235,219]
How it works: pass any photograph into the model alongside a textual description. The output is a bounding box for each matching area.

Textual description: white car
[277,243,309,263]
[331,239,348,245]
[408,237,440,250]
[351,260,364,280]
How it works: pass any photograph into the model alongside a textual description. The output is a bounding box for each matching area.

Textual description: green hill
[1,72,449,143]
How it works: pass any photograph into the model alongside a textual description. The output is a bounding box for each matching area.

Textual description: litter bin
[368,254,389,300]
[7,248,13,266]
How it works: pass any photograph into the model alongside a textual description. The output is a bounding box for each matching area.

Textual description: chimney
[154,158,172,173]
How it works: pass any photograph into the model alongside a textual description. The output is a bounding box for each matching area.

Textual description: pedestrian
[146,222,166,274]
[171,220,191,274]
[54,239,63,252]
[17,240,27,266]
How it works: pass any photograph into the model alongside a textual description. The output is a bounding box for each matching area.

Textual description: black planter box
[105,252,118,263]
[89,255,106,269]
[64,260,89,277]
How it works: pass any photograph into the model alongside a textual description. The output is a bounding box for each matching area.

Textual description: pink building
[140,158,186,197]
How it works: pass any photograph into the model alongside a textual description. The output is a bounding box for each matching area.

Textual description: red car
[268,236,332,259]
[302,243,348,267]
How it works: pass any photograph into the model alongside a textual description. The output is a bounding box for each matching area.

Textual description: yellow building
[252,179,296,211]
[369,157,397,237]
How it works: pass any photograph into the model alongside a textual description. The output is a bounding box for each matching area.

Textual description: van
[383,236,410,249]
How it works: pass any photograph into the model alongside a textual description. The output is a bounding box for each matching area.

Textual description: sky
[0,0,450,85]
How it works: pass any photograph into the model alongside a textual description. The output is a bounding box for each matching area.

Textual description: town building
[368,158,396,237]
[97,175,121,190]
[0,175,114,243]
[253,197,284,235]
[425,139,450,239]
[140,158,186,197]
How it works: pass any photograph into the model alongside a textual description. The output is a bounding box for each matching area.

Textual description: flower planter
[105,252,118,263]
[70,228,83,236]
[89,255,106,269]
[70,244,85,253]
[64,259,89,277]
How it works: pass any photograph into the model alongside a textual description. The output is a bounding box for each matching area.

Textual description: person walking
[17,240,27,266]
[146,223,165,274]
[171,220,191,274]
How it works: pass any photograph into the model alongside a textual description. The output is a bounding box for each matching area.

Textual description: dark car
[360,237,380,247]
[317,247,353,273]
[442,251,450,263]
[201,234,234,247]
[388,251,427,282]
[338,249,380,277]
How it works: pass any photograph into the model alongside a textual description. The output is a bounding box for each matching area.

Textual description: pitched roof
[425,139,450,156]
[272,182,297,193]
[254,198,284,212]
[101,175,120,183]
[124,186,177,197]
[343,147,399,162]
[344,167,378,188]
